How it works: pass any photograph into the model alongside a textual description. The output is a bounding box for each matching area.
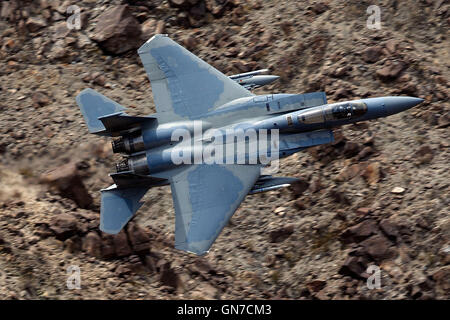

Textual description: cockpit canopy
[297,102,368,125]
[325,102,368,121]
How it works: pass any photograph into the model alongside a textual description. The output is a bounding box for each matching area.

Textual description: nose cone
[384,96,424,115]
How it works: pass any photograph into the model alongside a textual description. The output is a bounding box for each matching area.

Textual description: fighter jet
[76,34,423,256]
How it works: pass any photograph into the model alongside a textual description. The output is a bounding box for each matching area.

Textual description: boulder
[25,17,47,33]
[360,235,393,262]
[361,162,381,186]
[127,223,151,254]
[414,145,434,165]
[158,259,180,289]
[362,46,383,63]
[205,0,236,17]
[40,162,93,209]
[269,224,294,243]
[49,213,79,240]
[289,180,310,197]
[339,255,369,279]
[340,219,378,244]
[82,232,102,257]
[90,5,142,55]
[113,230,132,257]
[307,280,326,293]
[376,61,406,81]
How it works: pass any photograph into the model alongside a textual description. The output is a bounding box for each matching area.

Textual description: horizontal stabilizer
[100,185,150,234]
[98,112,156,136]
[76,88,126,134]
[109,171,168,188]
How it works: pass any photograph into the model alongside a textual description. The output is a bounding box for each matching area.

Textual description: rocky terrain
[0,0,448,300]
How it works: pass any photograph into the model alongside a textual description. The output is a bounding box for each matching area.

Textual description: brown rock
[400,82,418,96]
[432,266,450,294]
[362,46,383,63]
[100,234,116,259]
[158,260,180,289]
[49,213,79,240]
[191,282,220,299]
[113,230,132,257]
[32,91,50,108]
[294,199,307,210]
[310,177,323,193]
[40,162,93,209]
[115,264,132,277]
[205,0,234,17]
[339,255,369,279]
[64,236,81,253]
[155,20,165,34]
[362,162,381,186]
[93,74,106,87]
[182,35,198,51]
[376,61,406,81]
[360,235,393,262]
[356,207,371,216]
[82,232,102,257]
[328,188,351,205]
[168,0,195,8]
[356,146,374,160]
[91,5,142,55]
[141,19,158,40]
[126,255,145,273]
[269,224,294,243]
[1,2,16,20]
[336,163,363,182]
[437,112,450,128]
[127,223,151,254]
[289,180,310,197]
[312,2,329,14]
[385,40,398,54]
[190,1,206,19]
[340,219,378,244]
[307,280,326,293]
[144,254,158,272]
[414,145,434,164]
[343,141,362,158]
[379,218,398,241]
[25,17,47,33]
[334,87,352,99]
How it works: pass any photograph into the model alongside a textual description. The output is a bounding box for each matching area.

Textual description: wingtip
[138,34,170,54]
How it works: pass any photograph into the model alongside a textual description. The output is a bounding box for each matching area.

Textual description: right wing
[170,164,261,255]
[138,34,253,123]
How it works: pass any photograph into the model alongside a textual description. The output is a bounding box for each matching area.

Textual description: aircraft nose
[384,96,424,115]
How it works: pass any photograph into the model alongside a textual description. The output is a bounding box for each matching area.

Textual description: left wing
[138,34,253,123]
[170,164,261,255]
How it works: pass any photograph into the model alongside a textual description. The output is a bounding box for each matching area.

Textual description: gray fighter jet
[76,34,423,255]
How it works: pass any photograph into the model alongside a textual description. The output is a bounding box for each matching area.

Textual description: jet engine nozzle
[112,138,126,153]
[111,134,145,154]
[115,159,130,173]
[115,154,149,175]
